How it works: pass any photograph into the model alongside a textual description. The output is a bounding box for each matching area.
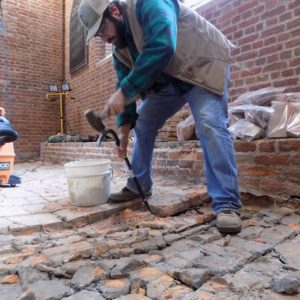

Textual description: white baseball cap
[78,0,111,45]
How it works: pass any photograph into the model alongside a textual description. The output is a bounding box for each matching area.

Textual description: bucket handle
[109,166,113,180]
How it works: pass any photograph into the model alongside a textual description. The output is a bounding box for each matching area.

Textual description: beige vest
[114,0,234,95]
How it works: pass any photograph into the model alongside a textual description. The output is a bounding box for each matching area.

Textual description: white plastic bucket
[64,160,112,207]
[64,159,111,177]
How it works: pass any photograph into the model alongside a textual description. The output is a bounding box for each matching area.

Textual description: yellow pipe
[45,92,70,134]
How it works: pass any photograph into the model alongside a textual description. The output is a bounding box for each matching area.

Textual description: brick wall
[0,0,63,159]
[198,0,300,99]
[63,0,116,136]
[41,138,300,198]
[63,0,300,140]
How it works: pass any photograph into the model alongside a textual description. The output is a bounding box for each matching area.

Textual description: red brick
[270,72,281,80]
[230,72,240,80]
[294,47,300,56]
[179,151,196,161]
[262,6,285,19]
[234,79,244,87]
[280,12,292,22]
[285,38,300,48]
[273,78,299,87]
[234,30,244,39]
[258,141,275,152]
[264,37,277,46]
[267,54,280,64]
[174,168,189,177]
[289,157,300,165]
[195,152,203,160]
[291,57,300,67]
[280,50,293,60]
[254,155,289,165]
[240,67,262,77]
[168,151,180,160]
[277,32,290,42]
[264,0,279,10]
[236,154,256,165]
[232,14,241,23]
[244,77,255,85]
[192,161,203,171]
[239,166,276,176]
[232,48,241,56]
[252,40,264,50]
[239,16,260,29]
[179,160,194,168]
[295,7,300,16]
[259,45,282,56]
[238,177,261,192]
[255,57,266,66]
[266,17,279,27]
[260,178,285,194]
[260,25,285,38]
[256,22,264,31]
[263,62,287,72]
[238,34,260,46]
[249,83,270,91]
[281,69,295,77]
[222,25,238,35]
[236,51,258,62]
[253,5,264,14]
[218,10,238,23]
[278,140,300,152]
[237,0,259,14]
[234,141,256,152]
[289,1,300,10]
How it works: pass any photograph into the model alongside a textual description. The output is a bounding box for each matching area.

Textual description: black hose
[96,128,155,214]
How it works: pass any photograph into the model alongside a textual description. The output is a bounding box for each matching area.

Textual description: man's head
[78,0,127,49]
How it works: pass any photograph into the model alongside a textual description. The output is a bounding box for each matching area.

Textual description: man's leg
[187,74,242,233]
[109,85,186,201]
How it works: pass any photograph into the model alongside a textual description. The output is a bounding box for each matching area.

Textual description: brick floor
[0,161,299,299]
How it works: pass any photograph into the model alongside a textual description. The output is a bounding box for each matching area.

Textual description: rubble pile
[1,161,300,300]
[1,202,300,299]
[228,87,300,141]
[176,87,300,142]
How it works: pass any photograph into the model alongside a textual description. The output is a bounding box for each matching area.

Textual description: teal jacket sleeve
[119,0,179,99]
[112,0,179,128]
[113,53,139,128]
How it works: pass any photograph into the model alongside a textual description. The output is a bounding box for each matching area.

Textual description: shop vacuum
[0,107,21,187]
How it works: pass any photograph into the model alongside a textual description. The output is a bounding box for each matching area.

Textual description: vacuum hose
[96,128,155,214]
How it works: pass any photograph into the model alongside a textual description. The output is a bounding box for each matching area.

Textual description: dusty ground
[0,161,299,299]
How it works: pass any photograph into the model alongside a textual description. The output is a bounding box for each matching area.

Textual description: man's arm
[113,53,139,128]
[113,53,130,90]
[106,0,179,125]
[119,0,179,100]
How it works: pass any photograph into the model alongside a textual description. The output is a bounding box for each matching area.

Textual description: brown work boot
[109,187,152,203]
[216,211,242,234]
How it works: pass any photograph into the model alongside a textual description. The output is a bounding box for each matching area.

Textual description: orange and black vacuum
[0,107,21,187]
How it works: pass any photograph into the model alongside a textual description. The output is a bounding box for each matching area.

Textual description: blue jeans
[127,72,242,214]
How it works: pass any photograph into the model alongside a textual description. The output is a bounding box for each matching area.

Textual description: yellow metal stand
[45,92,71,134]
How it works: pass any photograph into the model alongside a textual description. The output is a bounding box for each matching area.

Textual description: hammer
[85,109,154,214]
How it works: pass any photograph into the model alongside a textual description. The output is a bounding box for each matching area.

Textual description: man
[78,0,242,234]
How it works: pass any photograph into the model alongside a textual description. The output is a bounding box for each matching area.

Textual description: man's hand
[114,123,131,159]
[104,88,126,117]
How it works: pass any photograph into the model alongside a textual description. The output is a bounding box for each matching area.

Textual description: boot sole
[216,224,242,234]
[109,193,152,203]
